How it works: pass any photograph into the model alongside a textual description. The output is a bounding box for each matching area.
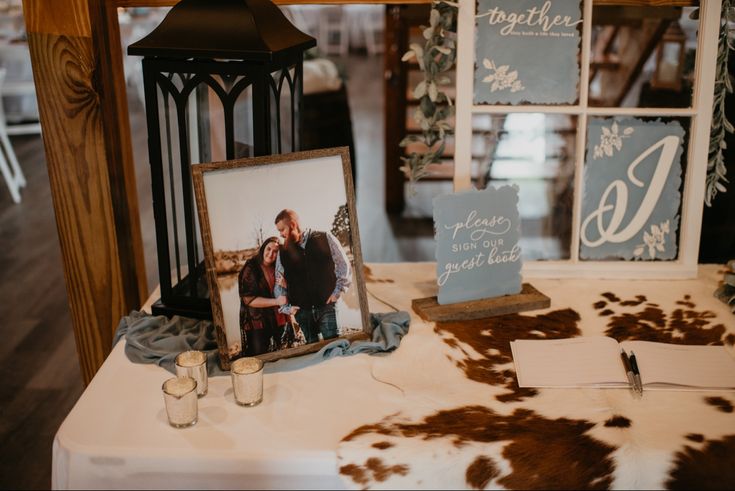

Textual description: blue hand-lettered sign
[474,0,582,105]
[580,118,685,261]
[434,185,523,304]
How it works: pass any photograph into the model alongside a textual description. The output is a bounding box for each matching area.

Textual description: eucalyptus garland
[714,259,735,312]
[402,3,735,206]
[703,0,735,207]
[400,1,458,189]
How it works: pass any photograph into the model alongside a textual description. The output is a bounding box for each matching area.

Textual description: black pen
[619,349,637,396]
[629,351,643,396]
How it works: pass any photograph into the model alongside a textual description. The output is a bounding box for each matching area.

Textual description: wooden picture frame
[192,147,371,370]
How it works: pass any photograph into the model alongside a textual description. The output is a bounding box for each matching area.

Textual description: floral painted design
[633,220,670,260]
[481,58,524,93]
[593,121,634,160]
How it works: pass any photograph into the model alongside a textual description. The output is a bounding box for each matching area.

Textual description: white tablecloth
[52,264,433,490]
[52,263,735,489]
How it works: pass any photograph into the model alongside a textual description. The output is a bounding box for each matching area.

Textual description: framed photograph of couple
[192,147,371,369]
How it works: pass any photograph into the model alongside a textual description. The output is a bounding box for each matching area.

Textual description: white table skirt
[52,263,735,490]
[52,336,410,490]
[52,264,436,490]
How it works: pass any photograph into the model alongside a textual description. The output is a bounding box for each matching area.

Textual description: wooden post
[383,4,408,214]
[23,0,146,385]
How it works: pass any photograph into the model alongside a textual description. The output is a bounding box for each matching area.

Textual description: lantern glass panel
[154,74,229,295]
[268,66,299,155]
[233,83,255,159]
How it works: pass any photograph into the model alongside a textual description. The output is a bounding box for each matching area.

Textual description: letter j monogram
[581,135,680,248]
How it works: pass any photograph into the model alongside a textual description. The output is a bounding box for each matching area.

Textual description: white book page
[621,341,735,390]
[511,337,628,388]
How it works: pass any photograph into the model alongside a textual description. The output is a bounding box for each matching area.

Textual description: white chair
[0,68,26,203]
[363,6,385,56]
[0,42,41,135]
[318,6,349,57]
[0,1,23,39]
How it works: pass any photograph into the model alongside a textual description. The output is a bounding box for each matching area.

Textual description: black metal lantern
[128,0,316,319]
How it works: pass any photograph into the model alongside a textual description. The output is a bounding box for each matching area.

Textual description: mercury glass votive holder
[230,357,264,407]
[175,350,208,397]
[162,376,198,428]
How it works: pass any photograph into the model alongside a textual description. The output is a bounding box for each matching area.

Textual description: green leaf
[717,160,728,175]
[428,81,438,101]
[399,135,422,147]
[430,8,440,27]
[402,3,457,188]
[413,81,427,99]
[409,43,425,70]
[420,97,435,118]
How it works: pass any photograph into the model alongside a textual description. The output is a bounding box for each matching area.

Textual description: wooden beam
[111,0,693,8]
[91,1,148,306]
[112,0,432,6]
[594,18,671,107]
[593,0,696,5]
[23,0,146,385]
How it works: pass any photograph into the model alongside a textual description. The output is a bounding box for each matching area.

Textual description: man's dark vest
[280,231,337,308]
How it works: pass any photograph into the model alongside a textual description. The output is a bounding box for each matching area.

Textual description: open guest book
[510,337,735,391]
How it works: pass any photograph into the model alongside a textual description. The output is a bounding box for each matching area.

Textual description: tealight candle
[175,350,208,397]
[162,376,198,428]
[230,357,264,407]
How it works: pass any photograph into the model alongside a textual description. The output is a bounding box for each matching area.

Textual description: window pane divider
[569,0,594,262]
[471,105,582,114]
[586,107,697,116]
[470,106,697,116]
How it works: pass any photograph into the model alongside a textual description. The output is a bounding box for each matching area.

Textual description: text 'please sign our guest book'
[412,184,550,322]
[510,336,735,391]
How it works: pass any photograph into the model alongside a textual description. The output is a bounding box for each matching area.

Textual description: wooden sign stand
[412,283,550,322]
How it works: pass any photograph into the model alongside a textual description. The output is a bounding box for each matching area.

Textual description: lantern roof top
[127,0,316,63]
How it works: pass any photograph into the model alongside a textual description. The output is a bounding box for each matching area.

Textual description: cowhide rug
[338,265,735,490]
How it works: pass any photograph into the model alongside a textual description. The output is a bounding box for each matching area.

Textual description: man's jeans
[295,304,338,344]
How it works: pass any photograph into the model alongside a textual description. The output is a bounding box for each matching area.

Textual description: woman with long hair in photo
[237,237,288,356]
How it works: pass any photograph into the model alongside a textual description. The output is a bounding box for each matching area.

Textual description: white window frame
[453,0,722,278]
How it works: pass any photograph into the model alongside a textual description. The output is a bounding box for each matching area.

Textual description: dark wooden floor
[0,133,84,490]
[0,52,430,490]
